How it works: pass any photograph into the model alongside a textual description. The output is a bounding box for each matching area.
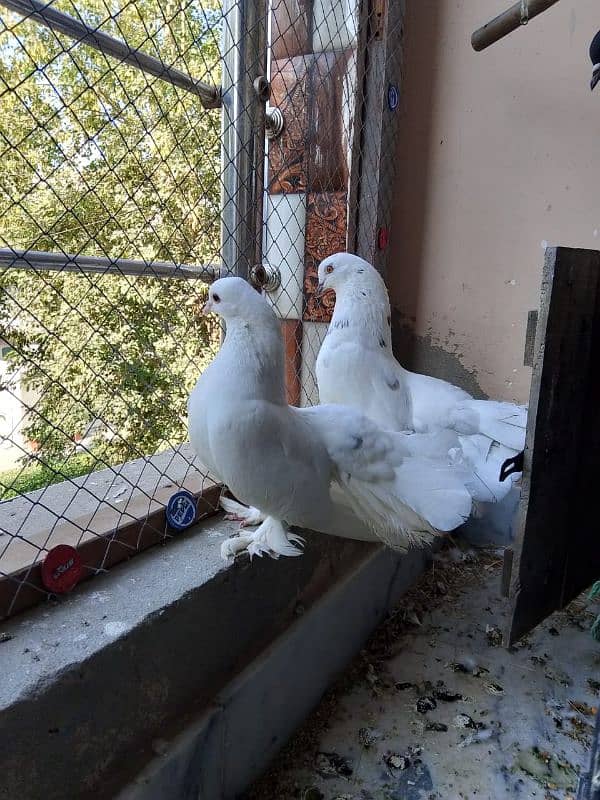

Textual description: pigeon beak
[316,282,325,297]
[591,69,600,91]
[201,299,213,315]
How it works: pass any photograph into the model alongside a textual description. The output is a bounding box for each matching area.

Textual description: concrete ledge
[1,516,403,800]
[117,545,430,800]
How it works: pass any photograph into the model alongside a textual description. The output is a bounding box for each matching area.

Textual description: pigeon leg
[219,496,266,527]
[220,517,304,561]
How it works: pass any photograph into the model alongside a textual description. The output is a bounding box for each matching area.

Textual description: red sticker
[377,227,390,250]
[41,545,83,594]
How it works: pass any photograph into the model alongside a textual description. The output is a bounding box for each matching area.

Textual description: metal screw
[266,107,284,139]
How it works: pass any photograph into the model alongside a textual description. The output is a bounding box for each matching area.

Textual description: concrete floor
[246,544,600,800]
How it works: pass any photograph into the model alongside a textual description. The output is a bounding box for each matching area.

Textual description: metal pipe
[220,0,267,278]
[471,0,561,52]
[0,0,221,107]
[0,248,220,281]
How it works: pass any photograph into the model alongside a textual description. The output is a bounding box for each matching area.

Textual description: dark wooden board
[281,318,302,405]
[506,247,600,645]
[271,0,312,60]
[351,0,405,279]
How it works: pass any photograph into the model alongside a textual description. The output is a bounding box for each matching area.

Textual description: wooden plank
[270,0,312,60]
[281,319,302,406]
[352,0,405,278]
[268,56,310,194]
[501,547,513,598]
[523,309,538,367]
[506,247,600,645]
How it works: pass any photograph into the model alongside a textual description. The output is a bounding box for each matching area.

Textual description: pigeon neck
[331,282,393,349]
[221,316,287,405]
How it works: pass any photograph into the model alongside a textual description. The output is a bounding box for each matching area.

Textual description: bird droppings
[485,624,503,647]
[453,713,485,730]
[0,632,14,643]
[415,697,437,714]
[425,721,448,733]
[457,727,495,749]
[447,657,489,677]
[587,679,600,695]
[243,542,600,800]
[384,752,410,772]
[358,728,381,749]
[102,620,128,638]
[315,752,353,779]
[433,687,463,703]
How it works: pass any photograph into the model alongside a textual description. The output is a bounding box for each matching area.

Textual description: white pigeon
[315,252,527,504]
[188,276,474,560]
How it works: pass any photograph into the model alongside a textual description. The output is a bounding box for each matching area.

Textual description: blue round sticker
[387,84,399,111]
[166,490,197,531]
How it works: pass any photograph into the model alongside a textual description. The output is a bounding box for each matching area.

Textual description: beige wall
[389,0,599,403]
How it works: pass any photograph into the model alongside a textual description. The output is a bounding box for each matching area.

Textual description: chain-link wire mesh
[264,0,404,406]
[0,0,403,617]
[0,0,232,615]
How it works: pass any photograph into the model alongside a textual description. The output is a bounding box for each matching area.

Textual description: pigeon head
[317,252,374,295]
[590,30,600,90]
[202,276,266,321]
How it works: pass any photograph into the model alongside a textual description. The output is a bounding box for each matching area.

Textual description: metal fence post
[221,0,268,279]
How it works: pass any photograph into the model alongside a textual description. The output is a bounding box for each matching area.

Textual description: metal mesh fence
[0,0,403,617]
[263,0,404,407]
[0,0,228,614]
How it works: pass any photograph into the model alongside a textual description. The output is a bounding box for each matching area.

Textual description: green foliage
[0,453,97,500]
[0,0,222,469]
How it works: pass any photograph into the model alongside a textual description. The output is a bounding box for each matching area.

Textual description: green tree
[0,0,222,474]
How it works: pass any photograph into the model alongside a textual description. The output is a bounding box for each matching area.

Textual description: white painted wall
[389,0,600,403]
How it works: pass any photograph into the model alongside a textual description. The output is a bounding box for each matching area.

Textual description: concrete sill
[0,516,430,800]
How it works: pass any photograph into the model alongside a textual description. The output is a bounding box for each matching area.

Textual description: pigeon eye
[212,293,220,303]
[325,265,334,274]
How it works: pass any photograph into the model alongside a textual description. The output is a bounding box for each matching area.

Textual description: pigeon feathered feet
[221,516,305,561]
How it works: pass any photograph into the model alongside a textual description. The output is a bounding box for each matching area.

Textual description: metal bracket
[250,263,281,291]
[265,107,284,139]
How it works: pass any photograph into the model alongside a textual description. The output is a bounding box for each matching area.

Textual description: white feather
[188,277,474,560]
[315,253,527,506]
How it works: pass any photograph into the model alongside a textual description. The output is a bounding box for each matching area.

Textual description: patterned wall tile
[307,49,356,193]
[268,56,310,194]
[271,0,313,60]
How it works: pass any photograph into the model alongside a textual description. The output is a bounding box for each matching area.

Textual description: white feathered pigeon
[315,253,527,504]
[188,277,474,560]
